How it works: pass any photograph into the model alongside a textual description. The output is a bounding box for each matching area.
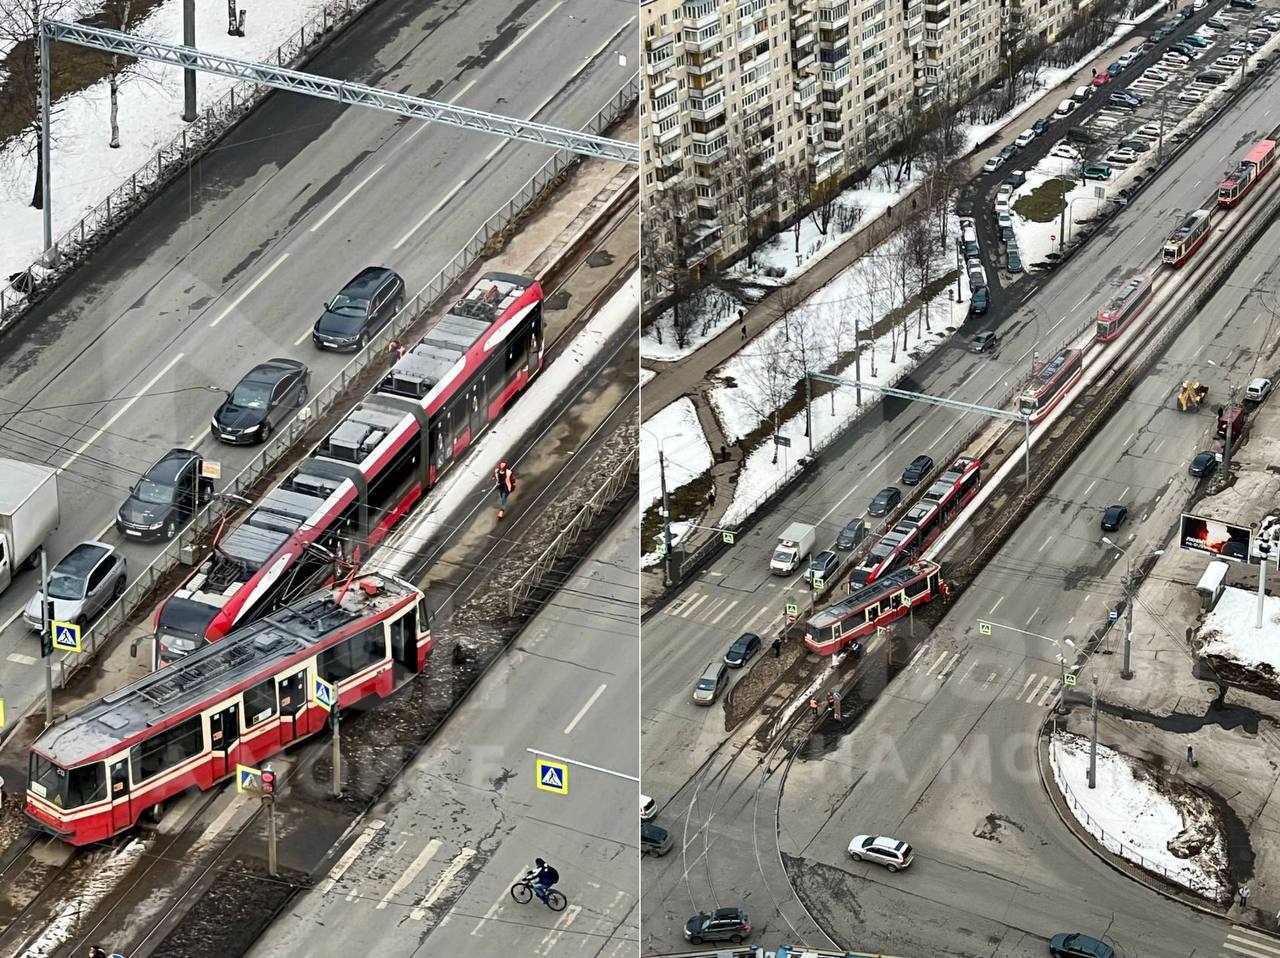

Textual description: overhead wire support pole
[39,26,52,256]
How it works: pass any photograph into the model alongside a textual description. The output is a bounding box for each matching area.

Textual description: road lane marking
[1120,485,1130,501]
[1,608,25,633]
[929,651,949,673]
[318,820,385,895]
[471,866,529,936]
[537,903,583,955]
[680,594,710,618]
[1038,535,1055,553]
[1025,606,1041,626]
[984,670,998,687]
[564,683,607,735]
[412,847,477,919]
[7,652,38,665]
[939,652,961,677]
[394,179,467,249]
[60,352,185,474]
[294,326,314,346]
[310,164,386,233]
[710,599,739,624]
[1082,479,1097,496]
[378,838,441,910]
[494,0,565,65]
[1017,674,1037,700]
[989,596,1005,614]
[959,661,979,683]
[209,253,288,327]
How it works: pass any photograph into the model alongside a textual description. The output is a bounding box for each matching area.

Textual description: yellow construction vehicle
[1177,381,1209,411]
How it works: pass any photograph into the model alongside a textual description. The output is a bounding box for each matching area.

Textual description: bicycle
[510,880,567,911]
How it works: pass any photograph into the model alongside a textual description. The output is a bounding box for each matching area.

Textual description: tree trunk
[31,130,43,210]
[109,70,120,148]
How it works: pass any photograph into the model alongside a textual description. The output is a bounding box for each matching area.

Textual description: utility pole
[804,372,813,455]
[40,546,53,723]
[1224,382,1237,473]
[1257,538,1271,629]
[39,28,52,256]
[1023,416,1031,491]
[1088,673,1099,789]
[1157,92,1167,165]
[183,0,197,122]
[659,449,673,587]
[853,316,863,408]
[954,237,963,302]
[1058,178,1067,255]
[330,709,342,798]
[1122,556,1135,679]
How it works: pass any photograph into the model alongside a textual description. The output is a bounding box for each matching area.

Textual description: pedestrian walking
[494,459,516,520]
[719,443,728,462]
[387,338,406,361]
[740,321,748,339]
[829,690,843,721]
[1091,66,1097,76]
[1240,885,1251,908]
[771,637,782,658]
[809,696,820,718]
[1187,744,1197,767]
[707,486,717,508]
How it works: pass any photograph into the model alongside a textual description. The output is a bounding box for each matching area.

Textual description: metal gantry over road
[37,19,640,250]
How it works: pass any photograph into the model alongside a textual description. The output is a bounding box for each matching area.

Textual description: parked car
[1196,70,1229,83]
[1230,0,1257,8]
[1189,450,1218,477]
[1006,169,1027,189]
[1082,163,1113,180]
[1109,90,1143,107]
[868,486,902,517]
[1179,88,1206,102]
[1066,125,1098,144]
[1015,128,1037,147]
[1118,137,1150,153]
[998,144,1019,161]
[836,517,867,550]
[1050,142,1082,160]
[970,331,1000,353]
[901,455,935,486]
[312,266,406,351]
[1183,33,1212,47]
[1163,50,1192,63]
[116,448,214,541]
[1230,40,1258,53]
[1142,67,1171,81]
[1118,50,1141,66]
[982,155,1005,173]
[692,661,729,705]
[641,794,657,821]
[806,550,840,589]
[1107,147,1139,164]
[1216,53,1243,67]
[1206,15,1230,28]
[1106,61,1124,75]
[996,209,1013,232]
[23,541,127,631]
[956,198,976,217]
[1135,121,1163,137]
[848,834,915,872]
[685,908,751,945]
[969,286,990,315]
[1246,377,1273,402]
[1101,504,1129,532]
[1180,4,1196,17]
[211,358,310,445]
[642,822,673,856]
[1092,71,1111,86]
[1033,118,1051,135]
[1049,933,1116,958]
[725,632,762,668]
[1007,249,1024,272]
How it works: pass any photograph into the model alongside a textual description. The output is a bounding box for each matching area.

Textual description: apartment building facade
[641,0,1082,307]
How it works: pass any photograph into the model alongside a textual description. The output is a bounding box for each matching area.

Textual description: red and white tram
[847,457,981,587]
[154,273,541,666]
[1095,274,1153,342]
[1218,139,1277,208]
[28,573,430,846]
[1162,209,1212,267]
[1018,348,1083,423]
[806,560,943,655]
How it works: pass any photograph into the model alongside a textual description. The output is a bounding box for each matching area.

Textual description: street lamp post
[1207,360,1237,474]
[643,428,684,588]
[1102,537,1164,680]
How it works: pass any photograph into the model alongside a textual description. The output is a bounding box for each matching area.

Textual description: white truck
[0,458,61,596]
[770,521,816,575]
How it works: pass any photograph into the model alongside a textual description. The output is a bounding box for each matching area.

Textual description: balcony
[820,62,852,88]
[794,26,817,47]
[686,54,726,76]
[652,95,681,123]
[683,23,722,51]
[795,50,818,71]
[906,22,924,46]
[794,9,816,29]
[653,123,681,146]
[687,88,727,119]
[924,28,943,47]
[813,148,844,181]
[682,1,719,29]
[795,77,819,107]
[684,225,723,269]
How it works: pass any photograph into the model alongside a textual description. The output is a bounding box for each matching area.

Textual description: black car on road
[969,286,990,316]
[685,907,751,945]
[836,517,867,549]
[312,266,406,351]
[868,486,902,517]
[724,632,762,668]
[1189,450,1218,477]
[1101,504,1128,532]
[116,448,214,541]
[901,455,935,485]
[212,358,310,445]
[970,331,999,353]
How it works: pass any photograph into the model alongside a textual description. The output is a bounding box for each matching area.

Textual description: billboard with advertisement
[1179,513,1252,561]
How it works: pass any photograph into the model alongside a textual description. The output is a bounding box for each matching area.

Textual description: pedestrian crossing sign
[1063,673,1078,686]
[978,621,993,636]
[50,620,81,653]
[312,676,336,712]
[535,757,569,795]
[236,764,262,794]
[812,577,824,591]
[722,531,735,545]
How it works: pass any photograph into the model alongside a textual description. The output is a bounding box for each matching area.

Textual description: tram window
[132,714,203,782]
[485,355,505,409]
[506,329,529,372]
[65,762,107,808]
[318,623,386,682]
[905,578,930,599]
[244,676,278,728]
[367,442,419,514]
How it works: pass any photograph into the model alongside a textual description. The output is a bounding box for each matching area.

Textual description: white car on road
[849,834,915,872]
[1246,377,1273,402]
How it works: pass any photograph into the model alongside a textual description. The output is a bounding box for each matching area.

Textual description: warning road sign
[50,620,81,654]
[978,621,993,636]
[236,764,262,794]
[535,757,569,795]
[1063,673,1078,687]
[313,675,336,712]
[722,531,735,545]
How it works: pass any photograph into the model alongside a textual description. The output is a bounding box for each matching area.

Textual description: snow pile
[641,519,691,569]
[642,285,746,362]
[1198,585,1280,675]
[1051,731,1229,900]
[20,839,147,957]
[640,398,712,510]
[1010,166,1111,265]
[0,0,345,291]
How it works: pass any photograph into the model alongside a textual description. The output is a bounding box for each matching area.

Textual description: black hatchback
[685,907,750,945]
[1101,504,1128,531]
[868,486,901,517]
[211,358,310,445]
[725,632,762,668]
[116,449,213,541]
[1189,450,1217,477]
[901,455,935,485]
[313,266,406,351]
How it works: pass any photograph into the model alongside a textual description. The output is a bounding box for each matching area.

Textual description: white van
[1073,85,1091,101]
[1055,98,1077,117]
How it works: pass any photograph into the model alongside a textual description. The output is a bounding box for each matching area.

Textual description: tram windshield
[29,753,106,809]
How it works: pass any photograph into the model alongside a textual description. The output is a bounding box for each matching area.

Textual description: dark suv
[116,449,214,541]
[901,454,935,485]
[312,266,406,351]
[685,907,751,945]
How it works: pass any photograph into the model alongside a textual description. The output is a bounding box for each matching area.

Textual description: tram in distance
[1095,273,1153,342]
[847,457,981,588]
[28,573,430,846]
[153,272,542,667]
[1162,209,1212,267]
[1218,139,1277,208]
[1018,348,1083,424]
[806,560,943,655]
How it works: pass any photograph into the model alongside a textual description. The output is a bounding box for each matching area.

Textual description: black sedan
[1101,504,1128,532]
[313,266,406,351]
[901,455,934,485]
[116,448,213,541]
[211,359,310,445]
[1189,450,1218,477]
[836,517,866,550]
[724,632,762,668]
[868,486,901,517]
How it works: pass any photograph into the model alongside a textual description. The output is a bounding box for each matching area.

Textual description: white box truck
[0,458,61,596]
[770,521,816,575]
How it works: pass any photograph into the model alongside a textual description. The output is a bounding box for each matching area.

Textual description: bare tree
[642,177,708,349]
[783,162,812,256]
[98,0,162,149]
[740,345,799,464]
[862,252,894,374]
[807,175,842,237]
[772,283,807,344]
[905,211,936,335]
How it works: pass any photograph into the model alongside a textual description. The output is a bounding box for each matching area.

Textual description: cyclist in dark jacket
[525,858,559,902]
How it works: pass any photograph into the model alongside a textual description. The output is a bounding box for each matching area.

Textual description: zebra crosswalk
[663,589,782,636]
[1222,923,1280,958]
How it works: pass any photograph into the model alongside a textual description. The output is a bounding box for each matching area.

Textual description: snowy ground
[1197,584,1280,676]
[642,285,746,362]
[0,0,338,285]
[1008,164,1111,265]
[640,398,712,511]
[640,519,691,569]
[1051,731,1229,901]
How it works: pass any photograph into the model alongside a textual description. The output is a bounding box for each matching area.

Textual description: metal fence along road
[46,74,640,689]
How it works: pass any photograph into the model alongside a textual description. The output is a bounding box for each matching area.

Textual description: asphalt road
[246,513,639,958]
[0,0,635,722]
[640,27,1280,956]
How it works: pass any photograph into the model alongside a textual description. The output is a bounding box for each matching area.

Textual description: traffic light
[261,767,275,795]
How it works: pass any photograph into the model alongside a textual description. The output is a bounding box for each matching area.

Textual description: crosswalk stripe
[928,651,949,673]
[938,652,961,678]
[907,643,931,670]
[1017,674,1037,700]
[983,671,998,688]
[1026,676,1050,704]
[1037,684,1058,707]
[741,603,772,633]
[710,599,739,624]
[1226,926,1280,958]
[680,594,710,618]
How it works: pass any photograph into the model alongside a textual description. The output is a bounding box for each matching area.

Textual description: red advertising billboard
[1179,513,1252,561]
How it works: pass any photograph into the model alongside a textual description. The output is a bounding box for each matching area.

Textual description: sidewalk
[640,18,1159,418]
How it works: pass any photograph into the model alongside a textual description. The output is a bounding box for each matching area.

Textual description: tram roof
[33,575,417,768]
[807,561,939,630]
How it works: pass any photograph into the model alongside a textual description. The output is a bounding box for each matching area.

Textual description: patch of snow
[1199,585,1280,673]
[640,398,712,510]
[1050,731,1228,901]
[640,367,656,387]
[0,0,344,287]
[1010,170,1110,265]
[642,285,746,361]
[20,839,147,957]
[641,520,691,569]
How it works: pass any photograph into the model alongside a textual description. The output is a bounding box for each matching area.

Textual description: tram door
[109,760,132,834]
[470,383,485,439]
[278,670,307,742]
[390,610,420,683]
[208,704,241,781]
